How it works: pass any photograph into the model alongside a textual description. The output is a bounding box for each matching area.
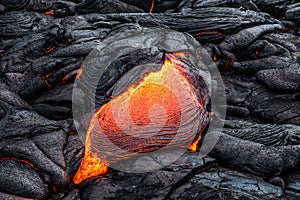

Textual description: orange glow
[44,73,53,88]
[74,54,203,184]
[213,54,217,61]
[45,46,56,54]
[172,52,188,59]
[59,70,79,85]
[1,157,38,171]
[45,73,52,79]
[76,68,83,80]
[255,51,259,55]
[150,0,155,13]
[73,148,108,184]
[188,134,201,152]
[45,10,55,15]
[192,31,224,37]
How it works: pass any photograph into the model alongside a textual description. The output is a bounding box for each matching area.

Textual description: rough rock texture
[0,0,299,199]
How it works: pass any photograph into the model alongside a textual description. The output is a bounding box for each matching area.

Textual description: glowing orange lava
[188,134,201,152]
[1,157,39,171]
[45,46,56,54]
[73,146,108,184]
[213,54,217,61]
[76,68,83,80]
[192,31,224,37]
[44,73,53,88]
[45,10,55,15]
[150,0,155,13]
[73,54,204,184]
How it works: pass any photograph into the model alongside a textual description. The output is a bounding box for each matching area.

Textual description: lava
[45,46,56,54]
[1,157,39,171]
[73,145,108,184]
[44,73,53,88]
[45,10,55,15]
[150,0,155,13]
[192,31,224,36]
[76,68,83,80]
[74,54,207,184]
[213,54,217,61]
[188,134,202,152]
[60,70,79,85]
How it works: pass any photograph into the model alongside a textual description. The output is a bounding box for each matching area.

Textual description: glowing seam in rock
[1,157,39,171]
[150,0,155,13]
[45,10,55,15]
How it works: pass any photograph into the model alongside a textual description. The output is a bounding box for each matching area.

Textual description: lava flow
[150,0,155,13]
[73,54,209,184]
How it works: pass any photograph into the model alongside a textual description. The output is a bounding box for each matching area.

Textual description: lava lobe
[74,53,211,184]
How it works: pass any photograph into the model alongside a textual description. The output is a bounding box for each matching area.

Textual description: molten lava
[74,54,207,184]
[45,10,55,15]
[150,0,155,13]
[213,54,217,61]
[188,134,202,152]
[44,46,56,54]
[44,72,53,88]
[1,157,38,171]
